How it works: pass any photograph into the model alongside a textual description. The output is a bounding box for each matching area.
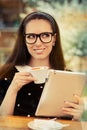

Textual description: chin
[36,56,47,60]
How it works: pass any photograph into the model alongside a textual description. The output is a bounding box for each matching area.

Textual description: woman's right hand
[0,71,35,116]
[9,72,36,93]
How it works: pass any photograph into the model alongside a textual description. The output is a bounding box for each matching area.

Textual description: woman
[0,11,83,120]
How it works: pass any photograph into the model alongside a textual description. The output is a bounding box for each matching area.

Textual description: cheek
[46,44,53,54]
[26,44,32,53]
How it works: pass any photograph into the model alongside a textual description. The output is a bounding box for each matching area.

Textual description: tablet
[35,70,87,117]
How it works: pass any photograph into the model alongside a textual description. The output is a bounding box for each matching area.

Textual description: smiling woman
[0,11,84,121]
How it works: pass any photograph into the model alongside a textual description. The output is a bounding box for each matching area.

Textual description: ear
[52,33,56,46]
[52,43,55,46]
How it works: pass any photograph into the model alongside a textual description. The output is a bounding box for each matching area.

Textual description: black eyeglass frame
[24,32,55,44]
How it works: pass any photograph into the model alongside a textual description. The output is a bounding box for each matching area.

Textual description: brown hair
[0,11,66,78]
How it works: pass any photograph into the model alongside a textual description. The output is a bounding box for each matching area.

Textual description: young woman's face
[25,19,56,61]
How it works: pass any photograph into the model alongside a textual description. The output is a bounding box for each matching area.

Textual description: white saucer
[28,119,69,130]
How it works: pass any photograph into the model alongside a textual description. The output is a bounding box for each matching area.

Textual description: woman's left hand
[62,95,84,121]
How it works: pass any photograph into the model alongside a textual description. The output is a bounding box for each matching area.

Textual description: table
[0,116,87,130]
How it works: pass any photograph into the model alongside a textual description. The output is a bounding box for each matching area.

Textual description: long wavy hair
[0,11,66,78]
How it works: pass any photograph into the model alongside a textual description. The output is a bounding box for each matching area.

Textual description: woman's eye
[42,33,50,38]
[27,34,35,39]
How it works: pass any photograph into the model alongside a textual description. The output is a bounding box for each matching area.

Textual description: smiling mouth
[34,48,45,53]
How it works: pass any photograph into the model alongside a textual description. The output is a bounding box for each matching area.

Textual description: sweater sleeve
[0,79,11,105]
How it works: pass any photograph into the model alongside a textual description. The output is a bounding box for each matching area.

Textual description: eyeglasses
[24,32,55,44]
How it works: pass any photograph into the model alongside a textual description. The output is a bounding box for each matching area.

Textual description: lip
[33,48,45,54]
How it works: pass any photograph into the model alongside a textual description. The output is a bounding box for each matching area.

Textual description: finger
[64,101,79,109]
[62,107,81,113]
[19,75,36,81]
[62,107,81,117]
[73,94,83,105]
[14,72,36,81]
[15,72,32,76]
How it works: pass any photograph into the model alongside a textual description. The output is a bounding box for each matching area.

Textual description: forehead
[25,19,53,33]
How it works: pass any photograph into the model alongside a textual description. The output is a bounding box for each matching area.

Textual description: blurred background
[0,0,87,72]
[0,0,87,119]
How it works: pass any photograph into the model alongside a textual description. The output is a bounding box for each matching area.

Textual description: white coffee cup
[30,66,49,84]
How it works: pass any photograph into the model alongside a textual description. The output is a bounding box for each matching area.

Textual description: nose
[35,37,43,46]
